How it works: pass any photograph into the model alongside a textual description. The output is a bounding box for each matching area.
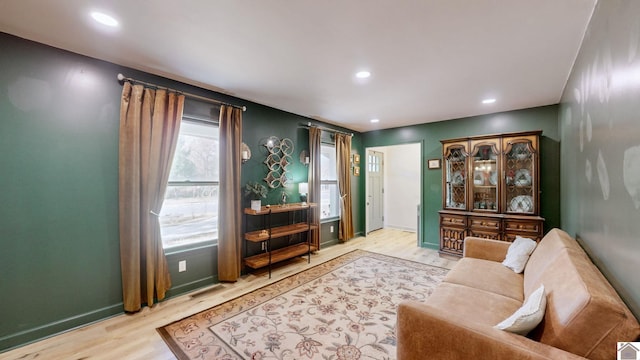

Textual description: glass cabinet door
[470,141,499,212]
[444,143,468,210]
[503,137,537,214]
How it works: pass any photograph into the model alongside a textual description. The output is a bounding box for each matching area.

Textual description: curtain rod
[302,122,353,137]
[116,73,246,112]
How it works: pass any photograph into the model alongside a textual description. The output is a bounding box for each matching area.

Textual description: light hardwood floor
[0,229,457,360]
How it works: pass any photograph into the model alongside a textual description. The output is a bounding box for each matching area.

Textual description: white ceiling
[0,0,596,132]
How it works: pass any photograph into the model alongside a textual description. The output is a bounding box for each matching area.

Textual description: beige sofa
[397,228,640,359]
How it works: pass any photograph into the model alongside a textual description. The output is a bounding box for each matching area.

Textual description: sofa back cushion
[524,229,584,296]
[524,229,640,359]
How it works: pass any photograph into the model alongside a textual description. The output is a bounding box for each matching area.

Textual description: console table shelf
[243,202,317,277]
[244,202,314,215]
[245,222,319,242]
[244,243,318,269]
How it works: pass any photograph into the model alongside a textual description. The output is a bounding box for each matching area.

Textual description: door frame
[364,142,424,244]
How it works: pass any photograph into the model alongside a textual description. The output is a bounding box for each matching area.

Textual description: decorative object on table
[244,181,268,211]
[428,158,441,169]
[157,250,449,360]
[241,142,251,164]
[280,190,287,205]
[298,182,309,205]
[264,136,294,188]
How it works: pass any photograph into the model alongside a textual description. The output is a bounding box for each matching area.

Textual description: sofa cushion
[495,284,546,335]
[524,228,586,297]
[426,282,522,326]
[525,229,640,359]
[502,235,537,273]
[444,257,524,302]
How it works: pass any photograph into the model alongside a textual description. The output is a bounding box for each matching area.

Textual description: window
[320,144,340,219]
[159,120,219,248]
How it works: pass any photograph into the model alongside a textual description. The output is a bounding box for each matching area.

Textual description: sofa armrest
[463,236,510,262]
[397,301,586,360]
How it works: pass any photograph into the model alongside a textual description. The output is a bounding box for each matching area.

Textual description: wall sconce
[241,143,251,164]
[298,182,309,205]
[264,136,279,150]
[300,150,310,166]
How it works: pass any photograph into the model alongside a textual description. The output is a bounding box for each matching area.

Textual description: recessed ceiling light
[370,118,380,123]
[91,11,119,27]
[356,71,371,79]
[482,98,496,104]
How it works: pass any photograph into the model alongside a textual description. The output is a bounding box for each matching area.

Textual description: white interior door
[367,150,384,233]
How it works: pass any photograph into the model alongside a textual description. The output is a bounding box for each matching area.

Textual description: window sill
[164,239,217,255]
[321,216,340,224]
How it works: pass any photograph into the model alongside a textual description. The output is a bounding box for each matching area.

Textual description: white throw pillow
[495,284,547,335]
[502,236,537,273]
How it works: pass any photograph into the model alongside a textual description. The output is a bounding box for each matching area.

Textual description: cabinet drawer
[468,229,501,241]
[503,232,542,243]
[469,216,500,230]
[504,220,541,234]
[440,214,466,227]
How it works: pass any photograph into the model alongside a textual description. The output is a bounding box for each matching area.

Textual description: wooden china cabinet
[439,130,544,257]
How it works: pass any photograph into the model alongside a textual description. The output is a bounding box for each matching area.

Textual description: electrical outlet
[330,225,334,233]
[178,260,186,272]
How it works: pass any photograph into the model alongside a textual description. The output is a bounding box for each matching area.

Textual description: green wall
[1,33,123,350]
[362,105,560,250]
[0,32,362,351]
[558,0,640,317]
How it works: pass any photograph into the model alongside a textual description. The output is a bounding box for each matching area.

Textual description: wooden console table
[243,202,318,277]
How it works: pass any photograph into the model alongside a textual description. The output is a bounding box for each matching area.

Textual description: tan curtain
[336,133,354,241]
[308,127,322,250]
[217,105,243,282]
[119,82,184,312]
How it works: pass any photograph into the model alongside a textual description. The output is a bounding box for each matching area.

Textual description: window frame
[160,117,220,251]
[320,142,340,221]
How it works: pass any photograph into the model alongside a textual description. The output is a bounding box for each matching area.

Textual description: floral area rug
[157,249,449,360]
